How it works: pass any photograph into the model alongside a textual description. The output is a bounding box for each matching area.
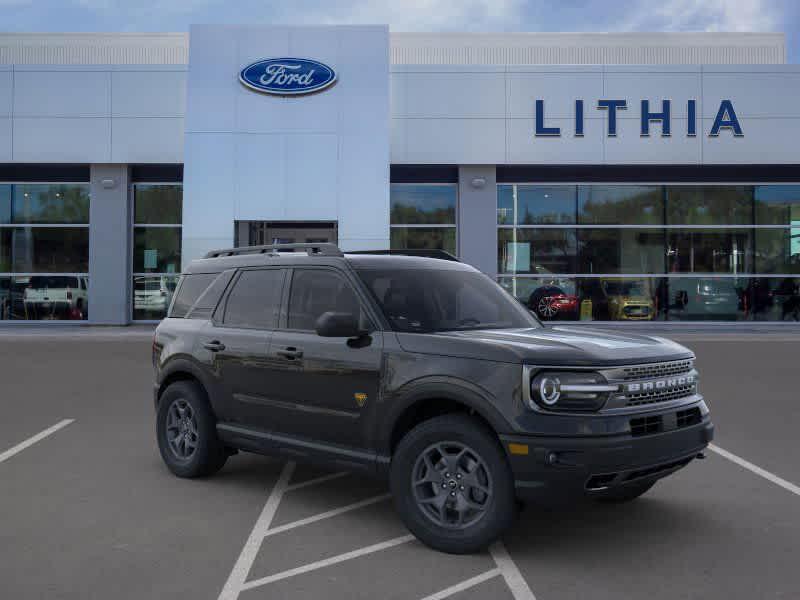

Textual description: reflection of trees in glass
[390,185,456,225]
[578,186,662,225]
[134,185,183,224]
[13,185,90,224]
[754,185,800,225]
[390,228,456,255]
[666,186,752,225]
[390,204,454,225]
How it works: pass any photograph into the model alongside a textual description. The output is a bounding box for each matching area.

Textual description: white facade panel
[507,117,605,164]
[13,117,111,162]
[183,27,238,134]
[0,118,11,160]
[606,118,702,164]
[701,71,800,118]
[506,70,603,119]
[183,132,235,238]
[14,70,110,117]
[0,69,11,117]
[402,118,505,164]
[111,70,186,116]
[285,133,339,221]
[111,117,184,163]
[603,70,701,119]
[702,118,798,164]
[402,71,505,118]
[182,24,389,265]
[234,134,286,221]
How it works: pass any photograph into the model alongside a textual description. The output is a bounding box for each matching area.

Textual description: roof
[185,250,475,275]
[0,31,785,65]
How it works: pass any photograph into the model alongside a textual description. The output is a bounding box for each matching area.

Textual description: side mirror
[314,311,364,338]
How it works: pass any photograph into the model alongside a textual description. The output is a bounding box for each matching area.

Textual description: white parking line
[419,568,501,600]
[261,493,392,538]
[285,471,349,492]
[709,443,800,497]
[240,534,415,591]
[218,460,296,600]
[0,419,74,464]
[490,541,537,600]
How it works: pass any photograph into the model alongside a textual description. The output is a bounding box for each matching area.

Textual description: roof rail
[203,242,344,259]
[345,249,460,262]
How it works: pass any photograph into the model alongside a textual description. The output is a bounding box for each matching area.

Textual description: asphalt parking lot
[1,327,799,599]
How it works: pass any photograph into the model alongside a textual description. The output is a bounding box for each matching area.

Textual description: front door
[262,267,383,450]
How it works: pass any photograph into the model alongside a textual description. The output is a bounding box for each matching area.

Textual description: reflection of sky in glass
[792,222,800,256]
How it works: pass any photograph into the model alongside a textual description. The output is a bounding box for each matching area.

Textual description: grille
[622,359,694,381]
[626,383,697,407]
[677,407,702,428]
[630,415,663,437]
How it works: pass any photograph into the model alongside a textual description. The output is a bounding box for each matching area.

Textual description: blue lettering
[641,99,671,137]
[709,99,743,136]
[597,100,627,136]
[575,100,584,137]
[535,100,560,136]
[687,100,697,136]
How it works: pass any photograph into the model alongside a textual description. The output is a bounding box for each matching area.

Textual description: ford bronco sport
[152,243,713,554]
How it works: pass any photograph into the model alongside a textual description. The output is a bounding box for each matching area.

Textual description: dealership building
[0,27,799,324]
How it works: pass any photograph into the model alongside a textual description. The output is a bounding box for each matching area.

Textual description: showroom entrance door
[234,221,338,248]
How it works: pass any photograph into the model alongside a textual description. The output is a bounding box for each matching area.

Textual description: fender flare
[157,356,223,416]
[375,376,512,455]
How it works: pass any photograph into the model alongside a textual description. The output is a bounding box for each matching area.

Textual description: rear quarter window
[169,273,218,318]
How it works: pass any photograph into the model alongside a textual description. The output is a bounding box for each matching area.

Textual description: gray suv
[152,243,713,553]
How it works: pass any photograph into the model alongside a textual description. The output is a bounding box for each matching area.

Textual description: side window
[169,273,216,318]
[287,269,365,331]
[222,269,284,329]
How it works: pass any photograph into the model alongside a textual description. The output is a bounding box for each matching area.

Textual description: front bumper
[500,410,713,500]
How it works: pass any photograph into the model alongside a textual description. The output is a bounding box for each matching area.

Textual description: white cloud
[287,0,523,31]
[622,0,781,32]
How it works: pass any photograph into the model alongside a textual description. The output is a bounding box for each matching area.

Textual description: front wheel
[156,380,227,478]
[390,414,517,554]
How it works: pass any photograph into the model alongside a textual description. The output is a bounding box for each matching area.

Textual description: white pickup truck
[23,275,88,319]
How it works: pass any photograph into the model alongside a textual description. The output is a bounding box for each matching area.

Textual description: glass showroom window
[497,183,800,322]
[0,183,90,321]
[390,184,457,256]
[132,184,182,320]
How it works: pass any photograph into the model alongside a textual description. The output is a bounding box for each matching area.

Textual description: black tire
[390,414,517,554]
[528,286,564,320]
[156,380,227,478]
[593,481,655,503]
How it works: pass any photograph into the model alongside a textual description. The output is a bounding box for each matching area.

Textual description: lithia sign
[535,99,743,138]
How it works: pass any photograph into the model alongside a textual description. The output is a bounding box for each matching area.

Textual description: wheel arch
[381,379,511,457]
[156,357,218,417]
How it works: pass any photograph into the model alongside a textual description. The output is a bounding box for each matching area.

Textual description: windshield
[356,268,539,333]
[604,281,647,296]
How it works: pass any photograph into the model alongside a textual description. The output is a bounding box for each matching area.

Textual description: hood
[610,295,653,305]
[395,325,692,366]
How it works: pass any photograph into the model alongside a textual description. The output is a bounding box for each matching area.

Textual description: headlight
[527,371,618,412]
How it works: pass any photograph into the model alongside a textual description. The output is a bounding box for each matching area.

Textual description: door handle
[276,347,303,360]
[203,340,226,352]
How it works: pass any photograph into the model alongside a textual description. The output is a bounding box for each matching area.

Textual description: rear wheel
[390,414,516,554]
[593,481,655,503]
[156,380,227,478]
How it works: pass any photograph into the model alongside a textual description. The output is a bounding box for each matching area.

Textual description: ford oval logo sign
[239,58,337,96]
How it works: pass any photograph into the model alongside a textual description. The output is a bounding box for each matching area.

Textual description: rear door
[198,267,286,424]
[259,266,384,449]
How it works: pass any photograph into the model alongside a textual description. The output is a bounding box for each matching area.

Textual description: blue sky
[1,0,798,62]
